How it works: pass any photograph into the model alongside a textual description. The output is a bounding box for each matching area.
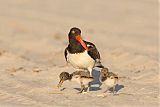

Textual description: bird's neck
[68,39,85,53]
[68,74,73,80]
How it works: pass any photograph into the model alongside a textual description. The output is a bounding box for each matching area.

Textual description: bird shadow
[74,87,102,92]
[90,69,124,92]
[108,84,124,93]
[74,69,102,92]
[115,84,124,92]
[74,69,124,92]
[90,69,102,91]
[60,88,66,91]
[74,88,81,91]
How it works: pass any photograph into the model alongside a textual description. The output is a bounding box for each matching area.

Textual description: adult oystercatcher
[64,27,104,75]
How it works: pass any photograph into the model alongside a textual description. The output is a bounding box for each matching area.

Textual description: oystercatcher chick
[57,71,94,93]
[99,68,118,96]
[64,27,104,76]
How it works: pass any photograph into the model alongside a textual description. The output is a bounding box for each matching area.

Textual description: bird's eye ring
[71,31,75,34]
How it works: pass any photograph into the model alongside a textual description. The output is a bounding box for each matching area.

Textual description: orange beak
[75,35,88,50]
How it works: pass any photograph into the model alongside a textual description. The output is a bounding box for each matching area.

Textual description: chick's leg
[79,82,85,93]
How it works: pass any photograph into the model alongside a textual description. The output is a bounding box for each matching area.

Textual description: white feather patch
[67,50,95,70]
[104,78,117,88]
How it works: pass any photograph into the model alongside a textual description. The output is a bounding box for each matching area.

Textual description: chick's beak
[57,79,64,88]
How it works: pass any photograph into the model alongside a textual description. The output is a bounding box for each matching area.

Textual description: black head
[68,27,88,51]
[57,72,72,88]
[69,27,81,38]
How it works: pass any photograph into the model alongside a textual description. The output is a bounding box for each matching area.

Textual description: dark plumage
[64,27,104,75]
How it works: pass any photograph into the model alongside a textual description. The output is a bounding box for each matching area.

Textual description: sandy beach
[0,0,159,107]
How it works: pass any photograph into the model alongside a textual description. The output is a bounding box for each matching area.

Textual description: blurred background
[0,1,159,106]
[0,0,158,67]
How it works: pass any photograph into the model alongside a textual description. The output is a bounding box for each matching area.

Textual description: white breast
[71,76,93,86]
[67,50,95,69]
[71,77,81,84]
[81,78,93,86]
[104,78,116,88]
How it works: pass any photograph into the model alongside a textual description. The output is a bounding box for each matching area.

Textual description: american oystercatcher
[64,27,104,76]
[57,71,93,93]
[99,68,118,96]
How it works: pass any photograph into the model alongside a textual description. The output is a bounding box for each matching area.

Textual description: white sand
[0,0,159,107]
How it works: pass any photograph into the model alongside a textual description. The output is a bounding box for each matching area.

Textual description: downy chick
[100,68,118,94]
[57,71,93,93]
